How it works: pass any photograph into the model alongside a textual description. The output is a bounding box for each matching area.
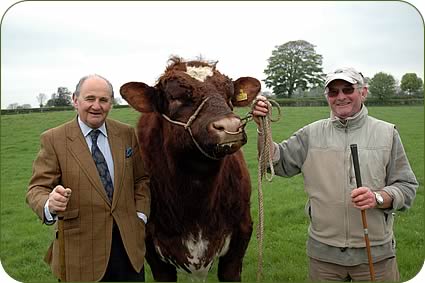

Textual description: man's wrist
[256,128,263,135]
[373,191,385,208]
[44,199,57,224]
[374,190,393,209]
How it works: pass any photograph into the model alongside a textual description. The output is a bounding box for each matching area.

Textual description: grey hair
[73,74,114,98]
[356,72,365,88]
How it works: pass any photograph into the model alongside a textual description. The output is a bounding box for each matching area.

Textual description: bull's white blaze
[185,66,213,82]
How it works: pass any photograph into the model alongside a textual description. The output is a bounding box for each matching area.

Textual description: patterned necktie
[90,130,113,202]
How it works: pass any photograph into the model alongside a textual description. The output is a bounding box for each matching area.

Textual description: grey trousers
[308,256,400,282]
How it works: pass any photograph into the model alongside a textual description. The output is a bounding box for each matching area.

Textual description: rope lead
[254,98,281,281]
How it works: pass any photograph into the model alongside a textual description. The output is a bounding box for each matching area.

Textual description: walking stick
[58,215,66,282]
[350,144,376,281]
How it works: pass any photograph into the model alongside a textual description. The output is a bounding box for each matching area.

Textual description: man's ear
[361,86,368,102]
[120,82,157,113]
[72,93,78,108]
[232,77,261,107]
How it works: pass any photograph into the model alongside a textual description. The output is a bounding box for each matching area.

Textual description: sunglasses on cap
[325,85,360,97]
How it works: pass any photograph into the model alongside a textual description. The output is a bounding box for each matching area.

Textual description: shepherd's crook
[58,215,66,282]
[350,144,376,281]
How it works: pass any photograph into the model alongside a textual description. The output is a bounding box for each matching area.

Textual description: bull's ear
[120,82,156,113]
[232,77,261,107]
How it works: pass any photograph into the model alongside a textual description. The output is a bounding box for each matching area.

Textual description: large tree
[400,73,423,96]
[263,40,325,98]
[46,87,72,107]
[368,72,396,100]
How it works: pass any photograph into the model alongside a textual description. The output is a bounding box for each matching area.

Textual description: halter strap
[161,97,220,160]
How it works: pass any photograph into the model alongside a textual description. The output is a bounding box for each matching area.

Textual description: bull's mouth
[212,133,247,158]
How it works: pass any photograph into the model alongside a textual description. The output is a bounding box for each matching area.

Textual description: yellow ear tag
[236,90,248,102]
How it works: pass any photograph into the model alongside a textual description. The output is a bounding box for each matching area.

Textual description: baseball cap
[325,68,364,88]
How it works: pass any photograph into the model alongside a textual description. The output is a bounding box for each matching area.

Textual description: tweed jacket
[26,117,151,281]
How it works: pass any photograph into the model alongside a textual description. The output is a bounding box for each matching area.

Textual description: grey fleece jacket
[271,106,418,262]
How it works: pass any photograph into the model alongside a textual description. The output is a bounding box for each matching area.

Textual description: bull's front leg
[217,218,253,281]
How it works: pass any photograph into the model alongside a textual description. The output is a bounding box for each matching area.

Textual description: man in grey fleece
[252,67,418,281]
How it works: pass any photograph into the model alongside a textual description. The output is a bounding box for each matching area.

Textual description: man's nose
[336,89,344,96]
[92,99,101,108]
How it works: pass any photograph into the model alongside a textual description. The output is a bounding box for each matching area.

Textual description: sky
[1,1,424,109]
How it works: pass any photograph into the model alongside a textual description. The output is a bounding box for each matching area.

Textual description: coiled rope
[253,98,281,281]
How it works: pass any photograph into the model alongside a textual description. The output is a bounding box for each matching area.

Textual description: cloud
[1,1,423,108]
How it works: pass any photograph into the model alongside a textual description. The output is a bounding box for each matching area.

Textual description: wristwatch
[374,191,384,207]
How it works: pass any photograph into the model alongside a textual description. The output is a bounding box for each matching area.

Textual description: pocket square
[125,147,133,158]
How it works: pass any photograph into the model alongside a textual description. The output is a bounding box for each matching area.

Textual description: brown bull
[120,56,260,281]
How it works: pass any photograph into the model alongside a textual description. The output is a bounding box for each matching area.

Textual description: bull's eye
[168,92,194,111]
[169,88,192,100]
[165,79,193,101]
[170,91,192,102]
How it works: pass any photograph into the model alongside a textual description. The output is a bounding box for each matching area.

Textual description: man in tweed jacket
[27,74,150,281]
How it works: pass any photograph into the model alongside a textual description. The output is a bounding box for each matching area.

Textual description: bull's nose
[210,117,242,134]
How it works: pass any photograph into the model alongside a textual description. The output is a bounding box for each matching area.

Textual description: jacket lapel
[105,119,125,210]
[66,118,112,206]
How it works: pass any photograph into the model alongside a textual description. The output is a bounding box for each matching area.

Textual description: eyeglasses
[325,85,360,97]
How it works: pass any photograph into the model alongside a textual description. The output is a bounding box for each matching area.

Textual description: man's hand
[351,187,376,210]
[48,185,72,214]
[252,95,270,126]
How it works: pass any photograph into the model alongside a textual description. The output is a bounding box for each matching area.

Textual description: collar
[330,104,368,130]
[77,116,108,138]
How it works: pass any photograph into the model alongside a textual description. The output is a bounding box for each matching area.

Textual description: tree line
[6,39,424,109]
[7,87,122,110]
[263,40,424,99]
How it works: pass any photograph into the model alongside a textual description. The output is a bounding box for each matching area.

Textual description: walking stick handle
[350,144,376,281]
[58,215,66,282]
[350,144,362,187]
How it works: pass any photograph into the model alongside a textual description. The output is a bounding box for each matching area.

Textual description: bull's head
[120,57,260,160]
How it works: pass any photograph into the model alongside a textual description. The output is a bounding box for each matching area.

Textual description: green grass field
[1,106,423,282]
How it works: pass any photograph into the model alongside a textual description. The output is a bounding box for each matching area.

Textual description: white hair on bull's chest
[155,230,232,281]
[185,66,213,82]
[181,231,232,281]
